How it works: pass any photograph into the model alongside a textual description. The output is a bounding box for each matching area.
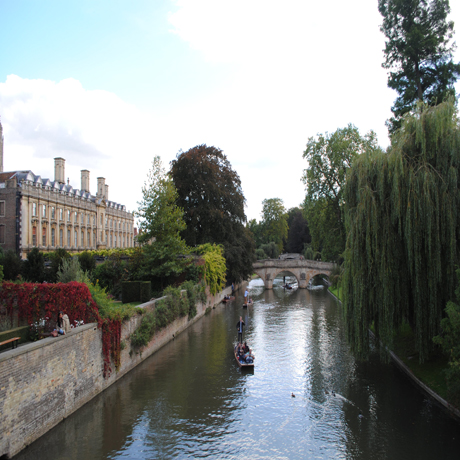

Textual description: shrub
[130,312,156,348]
[57,257,85,283]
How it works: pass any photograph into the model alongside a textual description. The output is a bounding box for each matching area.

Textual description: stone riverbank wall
[0,284,239,459]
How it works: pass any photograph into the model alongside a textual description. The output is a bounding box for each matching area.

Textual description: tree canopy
[170,144,255,282]
[137,156,188,284]
[343,99,460,362]
[259,198,288,253]
[379,0,460,133]
[285,207,311,253]
[302,124,382,262]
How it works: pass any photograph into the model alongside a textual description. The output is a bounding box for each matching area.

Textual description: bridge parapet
[252,259,335,289]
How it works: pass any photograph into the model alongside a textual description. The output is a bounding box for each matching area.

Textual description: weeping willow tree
[343,99,460,362]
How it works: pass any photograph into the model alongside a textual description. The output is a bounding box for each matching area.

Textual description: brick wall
[0,284,235,458]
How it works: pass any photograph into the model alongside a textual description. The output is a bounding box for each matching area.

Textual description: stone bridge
[252,259,335,289]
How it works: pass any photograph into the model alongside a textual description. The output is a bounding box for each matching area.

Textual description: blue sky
[1,0,459,222]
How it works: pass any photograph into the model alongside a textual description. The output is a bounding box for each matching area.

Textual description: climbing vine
[0,282,121,377]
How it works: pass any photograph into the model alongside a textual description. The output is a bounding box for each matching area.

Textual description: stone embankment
[0,284,239,459]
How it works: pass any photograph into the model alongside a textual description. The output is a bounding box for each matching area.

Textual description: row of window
[31,227,133,248]
[31,203,133,232]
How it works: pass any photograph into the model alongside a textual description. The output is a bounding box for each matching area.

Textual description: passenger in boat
[232,283,235,295]
[236,316,245,342]
[243,342,249,353]
[244,289,249,303]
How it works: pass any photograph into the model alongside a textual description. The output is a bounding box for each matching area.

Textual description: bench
[0,337,21,350]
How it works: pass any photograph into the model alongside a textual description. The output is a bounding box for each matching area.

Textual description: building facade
[0,126,135,257]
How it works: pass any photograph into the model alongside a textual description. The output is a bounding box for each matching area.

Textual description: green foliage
[57,256,85,283]
[302,124,382,262]
[78,251,96,273]
[433,269,460,407]
[46,248,70,282]
[285,207,311,253]
[343,99,460,362]
[180,280,206,318]
[260,242,279,259]
[22,248,45,282]
[255,248,267,260]
[0,249,22,281]
[91,257,127,298]
[379,0,460,134]
[260,198,288,253]
[196,243,226,295]
[130,312,156,348]
[170,144,255,282]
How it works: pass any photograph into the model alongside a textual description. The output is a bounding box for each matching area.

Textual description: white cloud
[0,75,155,214]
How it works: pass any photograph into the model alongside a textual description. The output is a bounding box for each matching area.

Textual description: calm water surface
[14,277,460,459]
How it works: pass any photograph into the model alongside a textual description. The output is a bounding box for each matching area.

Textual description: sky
[0,0,459,223]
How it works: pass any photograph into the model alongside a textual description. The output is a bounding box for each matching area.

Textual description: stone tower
[81,170,90,193]
[54,157,65,184]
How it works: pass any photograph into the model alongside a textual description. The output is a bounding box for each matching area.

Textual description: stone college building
[0,122,135,258]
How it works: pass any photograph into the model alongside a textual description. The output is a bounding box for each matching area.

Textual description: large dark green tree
[285,207,311,253]
[170,144,255,282]
[379,0,460,133]
[343,99,460,362]
[302,124,382,262]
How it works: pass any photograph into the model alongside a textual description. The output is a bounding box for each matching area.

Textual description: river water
[14,277,460,460]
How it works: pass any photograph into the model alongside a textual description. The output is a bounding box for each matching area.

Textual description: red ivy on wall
[0,282,120,378]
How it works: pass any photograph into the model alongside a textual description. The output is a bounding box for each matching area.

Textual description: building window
[51,228,55,246]
[74,230,78,247]
[105,217,108,226]
[93,231,96,246]
[93,215,96,225]
[0,225,5,244]
[59,208,63,221]
[32,227,37,246]
[100,214,103,225]
[0,201,5,217]
[67,210,71,222]
[110,234,113,247]
[114,235,117,247]
[87,230,90,246]
[42,205,47,218]
[87,214,90,224]
[67,229,71,246]
[42,227,46,246]
[81,213,84,224]
[60,229,63,247]
[32,203,37,217]
[81,230,84,246]
[74,211,77,223]
[51,207,55,219]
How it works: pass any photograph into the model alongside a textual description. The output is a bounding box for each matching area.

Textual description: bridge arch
[252,259,335,289]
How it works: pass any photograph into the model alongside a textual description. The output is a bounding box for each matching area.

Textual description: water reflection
[14,279,460,460]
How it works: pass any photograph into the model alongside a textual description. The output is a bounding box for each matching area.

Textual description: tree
[260,198,288,253]
[170,144,255,282]
[343,99,460,362]
[0,249,22,281]
[285,207,311,253]
[137,156,188,287]
[22,248,45,283]
[302,124,382,262]
[379,0,460,133]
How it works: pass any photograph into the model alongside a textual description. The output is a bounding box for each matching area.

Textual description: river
[13,276,460,459]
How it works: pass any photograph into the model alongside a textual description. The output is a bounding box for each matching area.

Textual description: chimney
[81,170,90,193]
[104,184,109,201]
[0,121,3,173]
[97,177,106,199]
[54,157,65,184]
